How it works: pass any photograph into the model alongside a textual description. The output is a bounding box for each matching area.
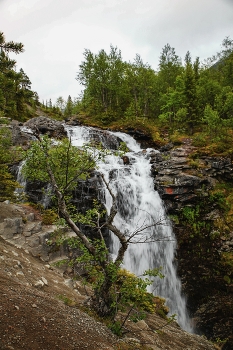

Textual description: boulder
[0,217,24,239]
[24,116,67,139]
[11,123,35,148]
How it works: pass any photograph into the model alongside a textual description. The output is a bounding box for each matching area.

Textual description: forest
[1,30,233,148]
[67,37,233,154]
[74,38,233,138]
[1,30,233,215]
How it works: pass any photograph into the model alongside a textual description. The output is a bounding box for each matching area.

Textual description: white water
[66,125,192,332]
[14,161,27,200]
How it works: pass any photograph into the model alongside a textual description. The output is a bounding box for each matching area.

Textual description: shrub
[41,209,58,225]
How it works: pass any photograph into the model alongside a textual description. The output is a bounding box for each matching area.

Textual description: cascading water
[68,125,192,332]
[15,160,26,199]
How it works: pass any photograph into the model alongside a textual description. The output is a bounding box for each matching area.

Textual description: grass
[57,294,76,307]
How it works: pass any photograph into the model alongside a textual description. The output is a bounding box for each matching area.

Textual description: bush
[41,209,58,225]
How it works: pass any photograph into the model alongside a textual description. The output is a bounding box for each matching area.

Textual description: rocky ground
[0,202,218,350]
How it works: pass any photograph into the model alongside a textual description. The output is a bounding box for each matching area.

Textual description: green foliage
[189,159,200,169]
[41,209,58,225]
[64,95,73,119]
[57,294,76,306]
[109,320,123,336]
[0,32,37,121]
[182,206,199,223]
[192,133,208,147]
[76,45,159,122]
[73,36,233,157]
[0,165,20,201]
[0,117,10,125]
[209,190,229,211]
[203,105,221,137]
[0,126,23,201]
[22,135,96,193]
[51,233,164,333]
[181,206,207,236]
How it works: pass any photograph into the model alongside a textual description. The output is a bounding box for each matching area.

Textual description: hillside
[0,202,217,350]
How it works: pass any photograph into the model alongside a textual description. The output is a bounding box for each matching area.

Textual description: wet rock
[24,116,67,139]
[88,128,121,150]
[122,155,130,165]
[11,123,35,148]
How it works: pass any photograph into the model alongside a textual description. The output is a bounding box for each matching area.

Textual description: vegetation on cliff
[1,31,233,348]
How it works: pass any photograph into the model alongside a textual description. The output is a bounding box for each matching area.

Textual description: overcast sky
[1,0,233,104]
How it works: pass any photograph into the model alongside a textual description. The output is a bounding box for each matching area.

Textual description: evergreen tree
[64,95,73,118]
[0,32,35,120]
[183,51,198,134]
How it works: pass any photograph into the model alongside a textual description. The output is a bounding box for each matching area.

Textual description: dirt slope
[0,203,217,350]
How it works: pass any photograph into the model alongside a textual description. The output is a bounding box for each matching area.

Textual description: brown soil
[0,237,117,350]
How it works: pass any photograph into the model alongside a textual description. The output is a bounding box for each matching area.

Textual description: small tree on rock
[22,134,165,320]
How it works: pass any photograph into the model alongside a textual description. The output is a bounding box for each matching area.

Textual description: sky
[1,0,233,104]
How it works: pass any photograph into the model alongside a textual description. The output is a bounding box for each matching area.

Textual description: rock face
[150,141,233,349]
[10,116,67,153]
[11,122,35,148]
[151,145,233,213]
[150,146,211,213]
[7,117,233,348]
[24,116,67,138]
[0,202,74,264]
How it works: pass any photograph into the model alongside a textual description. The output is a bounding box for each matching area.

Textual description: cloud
[1,0,233,102]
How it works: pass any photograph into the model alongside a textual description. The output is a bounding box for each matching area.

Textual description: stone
[12,251,19,257]
[30,246,43,258]
[26,213,35,221]
[123,337,140,344]
[45,264,52,269]
[41,277,48,286]
[24,116,67,139]
[0,217,24,239]
[34,280,44,288]
[24,221,42,235]
[16,271,24,278]
[11,123,35,148]
[122,156,130,165]
[64,279,74,289]
[136,320,149,330]
[27,236,40,248]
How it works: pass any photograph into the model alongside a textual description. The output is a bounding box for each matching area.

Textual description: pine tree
[0,32,35,120]
[183,51,198,134]
[64,95,73,119]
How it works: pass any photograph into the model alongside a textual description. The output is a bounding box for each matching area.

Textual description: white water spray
[66,125,192,332]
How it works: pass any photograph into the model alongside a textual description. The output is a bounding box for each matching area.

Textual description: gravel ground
[0,237,117,350]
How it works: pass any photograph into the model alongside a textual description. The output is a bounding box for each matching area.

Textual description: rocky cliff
[6,117,233,349]
[150,139,233,349]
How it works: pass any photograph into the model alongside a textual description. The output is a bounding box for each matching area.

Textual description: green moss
[57,294,76,306]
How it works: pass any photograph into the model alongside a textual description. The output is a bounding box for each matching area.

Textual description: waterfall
[14,160,27,201]
[70,125,192,332]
